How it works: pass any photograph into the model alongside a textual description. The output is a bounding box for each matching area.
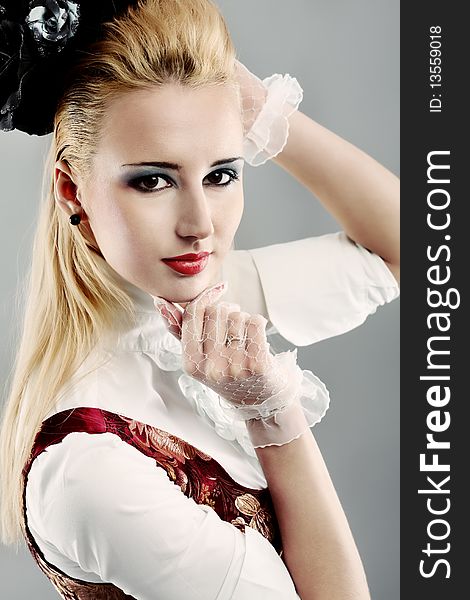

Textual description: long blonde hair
[0,0,237,547]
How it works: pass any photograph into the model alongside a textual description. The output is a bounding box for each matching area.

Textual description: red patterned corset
[22,407,282,600]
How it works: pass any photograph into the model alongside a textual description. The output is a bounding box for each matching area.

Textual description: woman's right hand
[153,282,299,416]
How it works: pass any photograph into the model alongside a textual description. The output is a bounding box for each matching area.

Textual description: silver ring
[225,334,245,345]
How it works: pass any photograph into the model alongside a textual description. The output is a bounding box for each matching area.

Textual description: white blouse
[25,231,399,600]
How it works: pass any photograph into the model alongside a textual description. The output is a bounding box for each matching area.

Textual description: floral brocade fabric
[22,407,282,600]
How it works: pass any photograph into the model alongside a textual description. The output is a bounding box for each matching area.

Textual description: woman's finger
[180,281,228,372]
[244,314,271,373]
[200,302,240,382]
[153,297,183,339]
[201,303,237,356]
[219,308,249,377]
[224,308,246,349]
[160,305,183,339]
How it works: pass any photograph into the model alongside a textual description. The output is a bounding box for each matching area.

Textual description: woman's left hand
[234,59,268,135]
[152,284,303,417]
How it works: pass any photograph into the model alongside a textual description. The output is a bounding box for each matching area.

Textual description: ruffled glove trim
[243,73,304,167]
[246,369,330,449]
[178,354,330,457]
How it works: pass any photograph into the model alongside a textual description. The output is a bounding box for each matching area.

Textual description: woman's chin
[151,270,223,307]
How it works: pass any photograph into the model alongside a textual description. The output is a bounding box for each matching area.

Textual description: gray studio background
[0,1,400,599]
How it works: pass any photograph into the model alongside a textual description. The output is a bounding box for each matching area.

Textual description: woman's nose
[175,186,215,240]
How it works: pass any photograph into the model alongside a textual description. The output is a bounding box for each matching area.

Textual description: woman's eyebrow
[121,157,244,170]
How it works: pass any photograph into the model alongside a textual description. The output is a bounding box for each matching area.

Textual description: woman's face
[70,82,244,306]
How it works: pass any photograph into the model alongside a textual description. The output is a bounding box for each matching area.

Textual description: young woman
[0,0,399,598]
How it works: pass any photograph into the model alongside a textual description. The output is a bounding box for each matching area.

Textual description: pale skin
[55,79,399,599]
[55,82,245,307]
[272,109,400,284]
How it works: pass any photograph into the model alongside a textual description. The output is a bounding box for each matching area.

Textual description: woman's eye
[205,169,239,187]
[129,169,238,194]
[131,175,171,193]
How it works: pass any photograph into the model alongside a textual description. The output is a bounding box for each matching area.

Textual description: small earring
[69,213,81,226]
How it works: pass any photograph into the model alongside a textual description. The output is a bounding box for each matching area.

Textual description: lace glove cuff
[177,355,330,456]
[236,61,304,167]
[245,366,330,449]
[216,348,330,448]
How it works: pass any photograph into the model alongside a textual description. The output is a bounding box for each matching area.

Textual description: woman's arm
[247,412,371,600]
[272,110,400,284]
[27,432,301,599]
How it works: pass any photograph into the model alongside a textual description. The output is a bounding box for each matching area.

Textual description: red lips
[162,253,210,275]
[163,252,210,261]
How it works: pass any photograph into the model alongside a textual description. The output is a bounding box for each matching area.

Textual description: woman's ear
[54,160,89,223]
[53,160,100,250]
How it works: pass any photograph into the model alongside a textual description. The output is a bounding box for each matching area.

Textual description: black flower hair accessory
[25,1,80,57]
[0,0,139,136]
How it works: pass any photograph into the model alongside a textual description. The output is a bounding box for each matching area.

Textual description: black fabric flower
[0,18,27,131]
[0,1,139,135]
[25,1,80,57]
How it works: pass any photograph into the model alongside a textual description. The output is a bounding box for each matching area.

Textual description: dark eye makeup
[127,168,240,194]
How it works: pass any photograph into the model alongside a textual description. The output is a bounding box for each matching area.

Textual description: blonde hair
[0,0,238,547]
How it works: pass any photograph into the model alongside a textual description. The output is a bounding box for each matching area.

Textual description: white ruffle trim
[245,369,331,449]
[243,73,304,167]
[178,350,330,458]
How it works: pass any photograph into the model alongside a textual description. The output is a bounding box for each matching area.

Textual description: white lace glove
[153,281,329,449]
[235,59,304,167]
